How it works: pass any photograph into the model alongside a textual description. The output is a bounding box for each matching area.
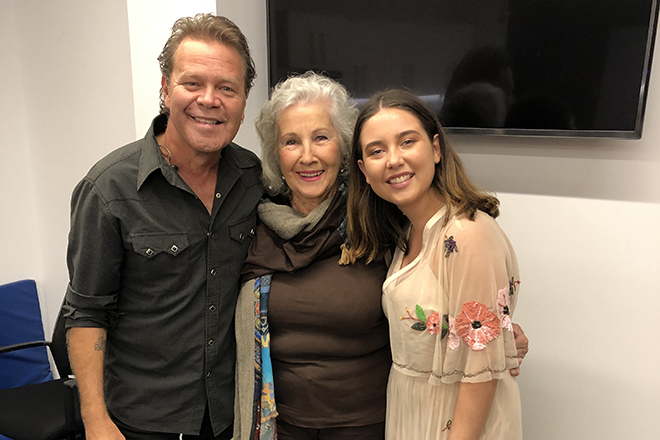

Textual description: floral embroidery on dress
[447,314,461,350]
[426,312,441,335]
[455,301,501,351]
[444,235,458,258]
[401,305,449,336]
[497,287,513,332]
[509,275,521,296]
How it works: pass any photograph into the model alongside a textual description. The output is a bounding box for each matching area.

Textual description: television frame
[266,0,660,139]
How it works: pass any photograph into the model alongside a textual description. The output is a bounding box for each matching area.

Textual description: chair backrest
[0,280,54,389]
[49,304,72,378]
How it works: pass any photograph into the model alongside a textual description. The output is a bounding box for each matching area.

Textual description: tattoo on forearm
[94,336,106,353]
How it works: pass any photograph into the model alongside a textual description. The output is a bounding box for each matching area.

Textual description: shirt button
[206,372,212,378]
[209,305,216,312]
[250,228,255,235]
[207,231,214,237]
[210,268,217,276]
[215,192,222,199]
[170,245,178,253]
[208,339,214,346]
[145,248,154,256]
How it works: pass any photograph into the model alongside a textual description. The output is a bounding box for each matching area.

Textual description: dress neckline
[384,206,448,290]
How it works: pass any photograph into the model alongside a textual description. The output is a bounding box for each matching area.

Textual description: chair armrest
[63,378,78,388]
[0,340,50,354]
[63,377,80,439]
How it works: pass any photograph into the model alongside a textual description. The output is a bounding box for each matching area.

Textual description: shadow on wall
[448,130,660,204]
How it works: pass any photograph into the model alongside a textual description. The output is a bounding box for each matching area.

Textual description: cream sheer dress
[382,207,522,440]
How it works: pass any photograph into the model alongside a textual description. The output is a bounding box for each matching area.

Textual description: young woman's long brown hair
[343,89,500,264]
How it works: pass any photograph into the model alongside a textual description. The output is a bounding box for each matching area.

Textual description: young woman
[344,89,522,440]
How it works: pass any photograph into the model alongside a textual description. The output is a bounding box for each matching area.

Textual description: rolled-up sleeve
[65,177,123,329]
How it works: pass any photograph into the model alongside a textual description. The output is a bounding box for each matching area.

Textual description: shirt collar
[136,114,172,191]
[135,114,257,190]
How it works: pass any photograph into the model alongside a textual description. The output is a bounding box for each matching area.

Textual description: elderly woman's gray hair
[256,71,358,197]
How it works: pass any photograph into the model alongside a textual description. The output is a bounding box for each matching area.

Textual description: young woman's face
[357,108,441,212]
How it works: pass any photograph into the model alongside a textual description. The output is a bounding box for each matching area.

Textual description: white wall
[0,0,137,327]
[1,1,658,439]
[0,1,41,286]
[493,194,660,438]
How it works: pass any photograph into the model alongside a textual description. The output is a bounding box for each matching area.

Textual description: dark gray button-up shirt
[64,115,262,434]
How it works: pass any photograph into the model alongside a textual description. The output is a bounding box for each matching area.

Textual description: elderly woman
[233,72,391,440]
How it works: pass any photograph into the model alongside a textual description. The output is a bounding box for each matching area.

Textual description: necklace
[159,144,176,169]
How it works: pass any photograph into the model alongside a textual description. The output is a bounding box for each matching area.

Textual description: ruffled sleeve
[430,211,520,385]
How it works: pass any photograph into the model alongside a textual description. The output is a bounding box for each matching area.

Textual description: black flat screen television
[267,0,659,139]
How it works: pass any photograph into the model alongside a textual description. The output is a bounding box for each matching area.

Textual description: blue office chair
[0,280,83,440]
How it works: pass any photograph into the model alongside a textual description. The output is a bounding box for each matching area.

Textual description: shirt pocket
[124,232,192,295]
[130,232,190,259]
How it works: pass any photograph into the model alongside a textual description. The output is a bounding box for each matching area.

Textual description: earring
[339,163,347,174]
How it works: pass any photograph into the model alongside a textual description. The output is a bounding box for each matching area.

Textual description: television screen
[267,0,659,139]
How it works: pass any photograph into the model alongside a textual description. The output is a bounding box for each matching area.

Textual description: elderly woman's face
[277,100,342,215]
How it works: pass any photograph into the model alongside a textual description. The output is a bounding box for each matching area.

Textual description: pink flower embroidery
[426,312,441,335]
[401,306,448,336]
[455,301,501,351]
[497,287,513,332]
[447,315,460,350]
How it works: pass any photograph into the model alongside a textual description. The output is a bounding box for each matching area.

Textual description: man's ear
[161,76,170,109]
[239,91,248,123]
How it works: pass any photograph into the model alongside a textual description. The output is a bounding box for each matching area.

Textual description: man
[65,14,262,439]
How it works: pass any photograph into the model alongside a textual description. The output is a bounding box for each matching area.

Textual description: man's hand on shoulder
[509,322,529,377]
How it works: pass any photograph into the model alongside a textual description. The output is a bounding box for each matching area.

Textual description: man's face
[162,38,247,156]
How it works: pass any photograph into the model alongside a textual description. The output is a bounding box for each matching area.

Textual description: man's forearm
[67,327,111,423]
